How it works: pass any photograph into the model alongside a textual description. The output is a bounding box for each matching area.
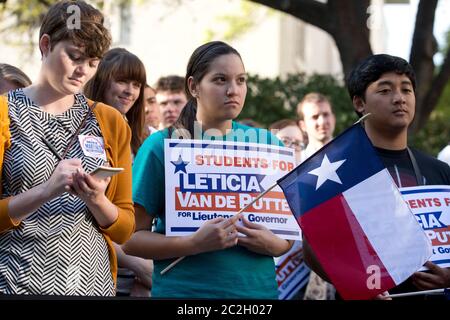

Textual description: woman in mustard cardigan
[84,48,152,297]
[0,0,134,296]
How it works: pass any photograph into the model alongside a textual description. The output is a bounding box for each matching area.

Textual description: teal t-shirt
[132,121,281,299]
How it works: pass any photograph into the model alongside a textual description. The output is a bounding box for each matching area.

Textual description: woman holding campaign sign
[124,41,293,298]
[0,1,134,295]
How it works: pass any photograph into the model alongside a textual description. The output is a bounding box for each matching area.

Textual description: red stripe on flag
[299,194,396,300]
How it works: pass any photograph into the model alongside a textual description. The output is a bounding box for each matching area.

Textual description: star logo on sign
[308,154,346,190]
[171,155,189,174]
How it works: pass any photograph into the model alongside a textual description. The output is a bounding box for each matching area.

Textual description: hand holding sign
[165,140,300,240]
[160,213,241,275]
[237,215,292,256]
[412,261,450,290]
[189,213,241,254]
[160,183,280,275]
[161,139,300,275]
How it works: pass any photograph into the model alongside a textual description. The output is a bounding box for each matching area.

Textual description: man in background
[297,92,336,159]
[155,75,187,129]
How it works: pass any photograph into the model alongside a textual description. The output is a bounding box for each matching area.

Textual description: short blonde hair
[296,92,332,120]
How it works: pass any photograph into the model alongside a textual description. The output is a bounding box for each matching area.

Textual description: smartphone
[90,166,124,179]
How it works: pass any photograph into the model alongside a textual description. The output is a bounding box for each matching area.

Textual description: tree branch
[410,0,438,66]
[416,48,450,130]
[248,0,332,34]
[409,0,439,133]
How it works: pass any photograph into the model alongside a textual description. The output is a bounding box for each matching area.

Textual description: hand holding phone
[90,166,124,179]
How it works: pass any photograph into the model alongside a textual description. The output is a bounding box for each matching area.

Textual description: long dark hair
[84,48,147,154]
[172,41,241,137]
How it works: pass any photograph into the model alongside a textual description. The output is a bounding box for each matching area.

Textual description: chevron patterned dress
[0,90,115,296]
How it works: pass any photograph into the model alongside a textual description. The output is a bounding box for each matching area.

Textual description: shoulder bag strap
[61,101,98,160]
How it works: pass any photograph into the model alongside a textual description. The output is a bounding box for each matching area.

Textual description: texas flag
[278,124,432,300]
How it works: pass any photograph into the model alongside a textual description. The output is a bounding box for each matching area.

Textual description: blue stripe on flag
[278,124,385,217]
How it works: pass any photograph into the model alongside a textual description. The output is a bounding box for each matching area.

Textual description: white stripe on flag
[343,169,432,285]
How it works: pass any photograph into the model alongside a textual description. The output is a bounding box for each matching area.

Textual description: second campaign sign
[401,185,450,269]
[164,139,301,240]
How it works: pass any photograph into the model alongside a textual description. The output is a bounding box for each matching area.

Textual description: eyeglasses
[280,137,305,151]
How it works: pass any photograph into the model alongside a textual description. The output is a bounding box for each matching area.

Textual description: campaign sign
[400,185,450,269]
[274,240,310,300]
[164,139,301,240]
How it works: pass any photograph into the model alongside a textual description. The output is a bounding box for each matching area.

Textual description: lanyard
[407,147,423,186]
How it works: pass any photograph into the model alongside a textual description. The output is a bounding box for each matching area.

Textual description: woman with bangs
[0,1,135,296]
[85,48,153,297]
[84,48,147,156]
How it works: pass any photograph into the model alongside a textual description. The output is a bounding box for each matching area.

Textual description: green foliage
[411,26,450,155]
[0,0,52,44]
[240,72,449,156]
[441,29,450,56]
[239,73,356,135]
[0,0,107,45]
[411,82,450,156]
[203,1,271,43]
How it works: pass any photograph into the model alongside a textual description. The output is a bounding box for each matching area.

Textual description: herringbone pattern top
[0,90,114,296]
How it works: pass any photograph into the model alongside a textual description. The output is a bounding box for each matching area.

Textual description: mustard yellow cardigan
[0,96,135,286]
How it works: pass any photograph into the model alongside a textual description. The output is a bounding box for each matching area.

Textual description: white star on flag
[308,154,346,190]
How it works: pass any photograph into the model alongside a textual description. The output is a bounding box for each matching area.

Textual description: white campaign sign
[164,139,302,240]
[274,240,310,300]
[400,185,450,270]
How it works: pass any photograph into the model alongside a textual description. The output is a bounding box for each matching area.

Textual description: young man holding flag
[296,54,450,299]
